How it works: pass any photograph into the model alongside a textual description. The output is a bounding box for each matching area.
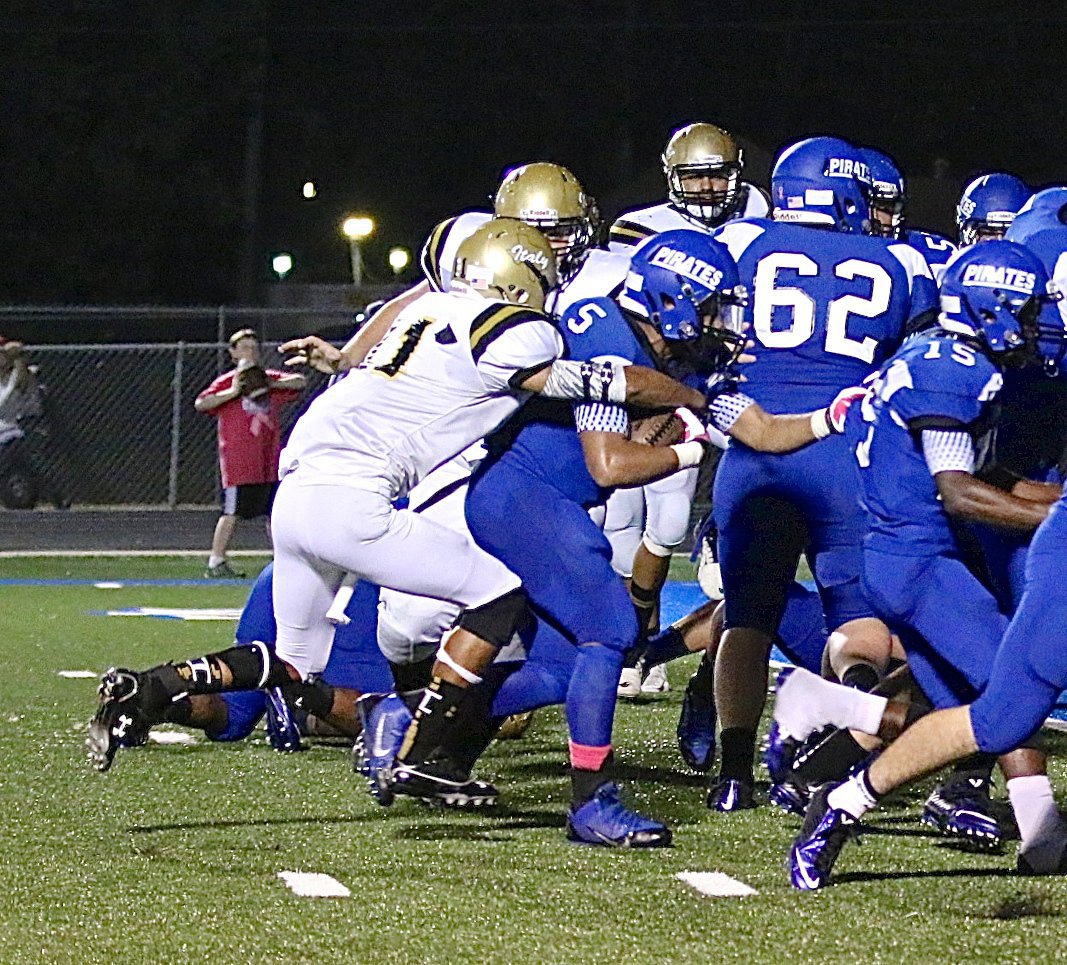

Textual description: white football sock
[774,668,888,740]
[826,770,879,820]
[1008,775,1067,872]
[208,555,225,569]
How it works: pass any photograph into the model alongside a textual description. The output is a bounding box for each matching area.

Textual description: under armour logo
[115,714,133,738]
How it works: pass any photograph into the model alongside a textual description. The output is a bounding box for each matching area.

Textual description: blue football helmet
[939,240,1065,373]
[771,136,870,234]
[860,147,906,239]
[956,173,1030,247]
[618,228,745,341]
[1006,187,1067,245]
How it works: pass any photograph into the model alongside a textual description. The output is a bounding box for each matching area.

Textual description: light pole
[341,215,375,286]
[388,246,411,276]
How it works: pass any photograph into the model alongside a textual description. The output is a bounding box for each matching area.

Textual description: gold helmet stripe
[608,220,656,246]
[419,216,459,291]
[469,304,544,361]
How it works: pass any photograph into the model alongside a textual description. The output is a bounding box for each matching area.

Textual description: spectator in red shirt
[195,329,306,578]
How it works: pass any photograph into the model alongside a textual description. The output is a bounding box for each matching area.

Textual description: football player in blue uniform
[956,172,1030,248]
[861,146,957,284]
[788,485,1067,888]
[774,241,1066,887]
[393,229,858,845]
[705,136,937,812]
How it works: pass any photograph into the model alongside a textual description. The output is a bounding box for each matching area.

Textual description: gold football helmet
[662,123,744,225]
[452,217,558,311]
[493,162,597,279]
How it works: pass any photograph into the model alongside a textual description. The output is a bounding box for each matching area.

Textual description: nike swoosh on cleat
[371,715,391,758]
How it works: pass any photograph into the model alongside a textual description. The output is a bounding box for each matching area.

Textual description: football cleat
[706,777,756,812]
[354,692,412,806]
[788,784,859,890]
[203,561,246,579]
[390,759,499,809]
[640,662,670,694]
[769,780,810,817]
[617,664,643,699]
[566,782,672,848]
[763,721,799,786]
[676,668,716,772]
[86,668,153,772]
[921,777,1003,852]
[264,686,302,753]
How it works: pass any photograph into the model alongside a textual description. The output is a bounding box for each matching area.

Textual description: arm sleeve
[708,391,756,434]
[921,429,976,476]
[574,401,630,435]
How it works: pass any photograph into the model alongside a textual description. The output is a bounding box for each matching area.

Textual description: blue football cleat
[763,721,799,785]
[264,687,302,753]
[706,777,756,812]
[921,777,1003,852]
[769,780,810,816]
[353,693,412,806]
[566,783,672,848]
[677,667,716,772]
[788,784,858,890]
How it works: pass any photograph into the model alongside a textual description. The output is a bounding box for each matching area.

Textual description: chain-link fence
[19,342,333,507]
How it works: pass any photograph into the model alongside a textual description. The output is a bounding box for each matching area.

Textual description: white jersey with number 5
[279,291,563,499]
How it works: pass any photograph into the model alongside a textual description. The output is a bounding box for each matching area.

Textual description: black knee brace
[457,588,529,650]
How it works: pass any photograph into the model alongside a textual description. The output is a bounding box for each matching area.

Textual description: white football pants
[271,476,520,679]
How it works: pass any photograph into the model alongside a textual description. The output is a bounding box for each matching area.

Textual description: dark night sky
[4,1,1067,329]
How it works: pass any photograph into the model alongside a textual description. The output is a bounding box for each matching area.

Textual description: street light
[388,246,411,275]
[302,181,317,199]
[271,252,293,280]
[341,215,375,285]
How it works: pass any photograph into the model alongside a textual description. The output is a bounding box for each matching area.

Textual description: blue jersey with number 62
[714,219,937,413]
[846,333,1004,556]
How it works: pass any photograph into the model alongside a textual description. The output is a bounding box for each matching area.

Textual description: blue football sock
[566,643,623,748]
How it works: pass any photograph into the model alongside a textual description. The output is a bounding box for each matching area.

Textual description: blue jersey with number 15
[714,219,937,413]
[846,333,1004,556]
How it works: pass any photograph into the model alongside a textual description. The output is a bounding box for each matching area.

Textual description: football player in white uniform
[87,219,708,780]
[607,123,769,253]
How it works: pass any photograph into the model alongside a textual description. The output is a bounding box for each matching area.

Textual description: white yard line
[148,730,199,745]
[277,872,351,898]
[676,871,757,898]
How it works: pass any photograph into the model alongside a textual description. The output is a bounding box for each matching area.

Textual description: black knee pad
[457,588,529,650]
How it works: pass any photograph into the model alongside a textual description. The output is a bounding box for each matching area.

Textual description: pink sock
[569,741,612,771]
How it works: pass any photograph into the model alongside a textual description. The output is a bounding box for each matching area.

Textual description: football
[629,409,686,447]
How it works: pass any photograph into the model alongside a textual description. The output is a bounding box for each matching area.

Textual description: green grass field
[4,555,1067,963]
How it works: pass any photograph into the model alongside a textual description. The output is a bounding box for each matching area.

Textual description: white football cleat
[641,662,670,694]
[617,666,643,699]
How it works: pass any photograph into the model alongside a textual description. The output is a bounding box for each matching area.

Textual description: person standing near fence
[195,329,305,577]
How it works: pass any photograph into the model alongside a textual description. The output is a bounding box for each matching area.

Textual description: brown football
[629,410,685,447]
